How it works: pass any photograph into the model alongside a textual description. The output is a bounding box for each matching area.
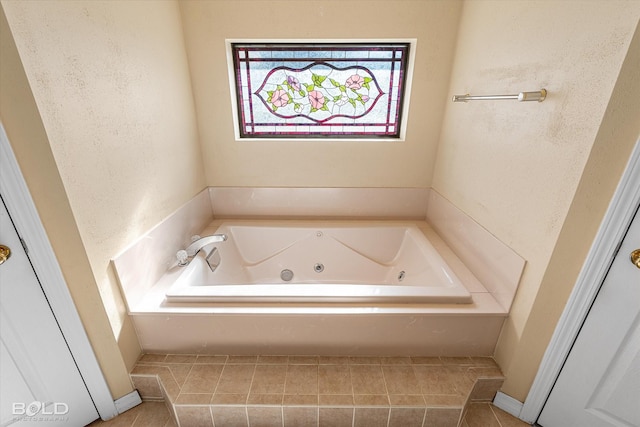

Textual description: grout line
[247,363,257,401]
[280,406,284,427]
[488,403,505,427]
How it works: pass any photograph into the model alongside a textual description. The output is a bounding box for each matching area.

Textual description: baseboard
[114,390,142,415]
[493,391,524,419]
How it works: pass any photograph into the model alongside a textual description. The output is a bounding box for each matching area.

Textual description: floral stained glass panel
[232,43,410,139]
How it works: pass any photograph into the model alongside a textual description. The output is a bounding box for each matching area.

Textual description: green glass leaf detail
[312,74,327,87]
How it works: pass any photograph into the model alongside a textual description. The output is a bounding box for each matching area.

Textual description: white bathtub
[165,222,472,304]
[118,216,511,356]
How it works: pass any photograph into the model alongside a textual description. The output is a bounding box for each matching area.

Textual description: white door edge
[0,122,118,420]
[520,137,640,424]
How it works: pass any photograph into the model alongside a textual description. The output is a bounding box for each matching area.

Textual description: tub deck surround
[112,187,524,356]
[426,191,526,312]
[127,220,506,356]
[112,188,213,311]
[130,353,506,427]
[208,187,431,219]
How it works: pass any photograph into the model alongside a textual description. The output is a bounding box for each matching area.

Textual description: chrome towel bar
[452,89,547,103]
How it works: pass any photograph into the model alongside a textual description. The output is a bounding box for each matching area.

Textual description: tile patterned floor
[88,401,531,426]
[89,354,532,427]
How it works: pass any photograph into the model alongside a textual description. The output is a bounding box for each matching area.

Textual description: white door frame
[0,122,118,420]
[518,137,640,424]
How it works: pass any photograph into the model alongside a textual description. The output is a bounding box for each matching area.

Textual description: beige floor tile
[247,393,284,405]
[175,393,212,405]
[354,394,389,406]
[285,365,318,394]
[195,355,227,364]
[180,364,223,394]
[424,407,461,427]
[251,364,287,394]
[463,403,501,427]
[354,407,389,427]
[491,404,532,427]
[131,376,163,399]
[388,407,425,427]
[319,407,353,427]
[382,365,422,394]
[350,365,387,394]
[138,354,167,364]
[166,363,193,387]
[319,356,350,365]
[211,406,248,427]
[247,406,282,427]
[283,394,318,405]
[441,356,473,366]
[215,364,256,394]
[284,406,318,427]
[318,365,352,394]
[164,354,197,364]
[122,355,513,427]
[381,356,412,365]
[319,394,354,406]
[288,355,319,364]
[257,355,288,364]
[227,355,258,364]
[175,406,213,427]
[410,356,442,365]
[413,365,458,395]
[211,393,248,405]
[349,356,381,365]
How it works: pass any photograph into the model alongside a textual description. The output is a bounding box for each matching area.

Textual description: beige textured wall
[179,0,462,188]
[0,5,132,399]
[1,0,205,397]
[433,1,640,401]
[503,21,640,403]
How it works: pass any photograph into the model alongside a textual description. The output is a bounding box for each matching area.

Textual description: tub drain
[280,269,294,281]
[314,263,324,273]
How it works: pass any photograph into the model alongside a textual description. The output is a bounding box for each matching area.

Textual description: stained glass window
[230,42,411,139]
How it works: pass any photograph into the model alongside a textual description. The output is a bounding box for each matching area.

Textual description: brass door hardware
[0,245,11,265]
[631,249,640,269]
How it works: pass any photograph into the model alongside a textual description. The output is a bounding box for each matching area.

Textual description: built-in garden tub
[166,222,472,305]
[113,188,524,356]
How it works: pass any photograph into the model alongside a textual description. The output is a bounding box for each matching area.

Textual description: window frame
[226,39,417,142]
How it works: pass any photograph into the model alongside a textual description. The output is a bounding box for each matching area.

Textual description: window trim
[225,39,417,142]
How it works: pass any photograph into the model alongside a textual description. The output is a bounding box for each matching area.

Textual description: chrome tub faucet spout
[176,234,227,271]
[185,234,227,256]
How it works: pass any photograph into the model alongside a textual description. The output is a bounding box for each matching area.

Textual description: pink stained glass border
[232,43,410,139]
